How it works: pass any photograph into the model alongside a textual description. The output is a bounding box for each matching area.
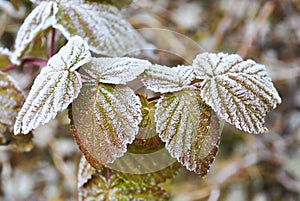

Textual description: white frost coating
[141,64,195,93]
[0,72,24,135]
[78,156,97,188]
[81,57,151,84]
[52,1,150,56]
[48,36,91,71]
[11,1,54,64]
[72,83,142,164]
[193,52,282,134]
[14,37,91,134]
[155,89,220,174]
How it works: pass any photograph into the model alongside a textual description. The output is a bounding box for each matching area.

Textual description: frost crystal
[12,1,54,64]
[81,57,151,84]
[78,156,97,188]
[155,89,220,175]
[53,1,150,56]
[142,65,195,93]
[14,36,91,134]
[72,83,142,165]
[193,52,281,134]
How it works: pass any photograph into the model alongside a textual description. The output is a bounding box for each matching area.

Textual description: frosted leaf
[79,174,169,201]
[71,82,142,167]
[155,89,221,176]
[48,36,91,71]
[12,1,54,64]
[193,52,282,134]
[141,64,195,93]
[81,57,151,84]
[14,36,91,134]
[53,1,149,56]
[0,72,25,136]
[78,156,98,188]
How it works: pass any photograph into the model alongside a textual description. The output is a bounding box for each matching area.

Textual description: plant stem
[50,28,56,57]
[1,63,18,72]
[0,58,48,72]
[107,168,112,179]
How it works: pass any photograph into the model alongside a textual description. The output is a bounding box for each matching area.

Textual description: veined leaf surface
[141,65,195,93]
[53,1,149,56]
[12,1,54,64]
[193,53,281,134]
[155,88,221,176]
[79,174,169,201]
[0,72,24,136]
[72,82,142,167]
[14,36,91,134]
[81,57,150,84]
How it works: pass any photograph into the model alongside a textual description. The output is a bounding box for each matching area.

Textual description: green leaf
[53,1,149,56]
[81,57,151,84]
[155,88,221,176]
[193,52,281,134]
[0,72,25,137]
[78,174,169,201]
[71,82,142,167]
[12,1,54,64]
[114,162,182,186]
[14,36,91,134]
[141,64,195,93]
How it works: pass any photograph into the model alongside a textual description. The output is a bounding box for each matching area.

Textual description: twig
[0,58,48,72]
[50,28,56,57]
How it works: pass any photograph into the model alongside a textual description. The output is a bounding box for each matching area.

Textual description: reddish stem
[1,63,18,72]
[107,168,112,179]
[0,58,48,72]
[50,28,56,57]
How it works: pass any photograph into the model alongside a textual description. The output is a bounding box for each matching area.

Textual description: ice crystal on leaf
[141,65,195,93]
[0,72,25,136]
[14,36,91,134]
[81,57,151,84]
[12,1,54,64]
[52,0,149,56]
[72,82,142,167]
[193,52,281,134]
[155,88,221,175]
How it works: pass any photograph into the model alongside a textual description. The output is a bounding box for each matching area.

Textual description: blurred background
[1,0,300,200]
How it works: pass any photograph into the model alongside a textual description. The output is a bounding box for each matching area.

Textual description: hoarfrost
[81,57,151,84]
[155,89,220,175]
[142,64,195,93]
[77,156,97,189]
[193,52,281,134]
[14,36,90,134]
[52,1,150,56]
[72,83,142,165]
[12,1,54,64]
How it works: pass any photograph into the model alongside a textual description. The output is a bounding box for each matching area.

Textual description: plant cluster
[0,0,281,200]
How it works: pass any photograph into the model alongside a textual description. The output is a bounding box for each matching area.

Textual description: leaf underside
[142,64,195,93]
[53,1,149,56]
[14,36,90,134]
[193,53,281,134]
[155,88,221,176]
[12,1,54,64]
[81,57,150,84]
[71,82,142,167]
